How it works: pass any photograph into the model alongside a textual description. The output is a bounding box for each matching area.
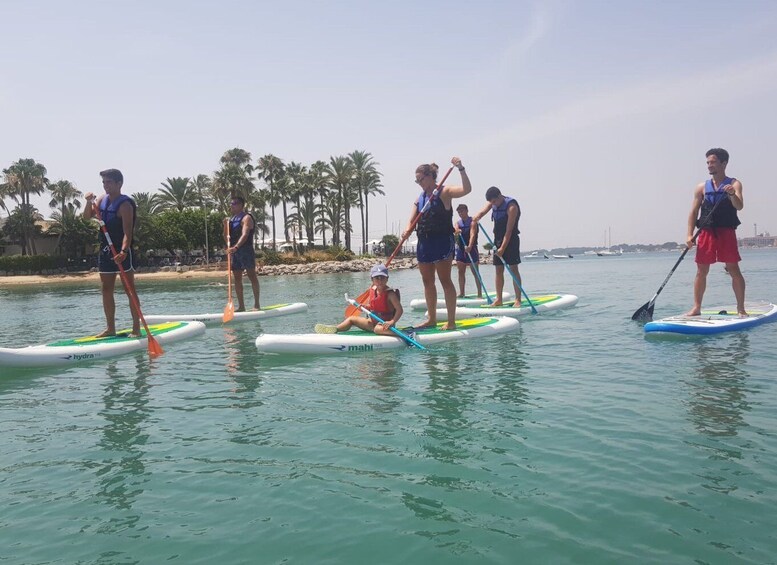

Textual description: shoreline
[0,257,418,287]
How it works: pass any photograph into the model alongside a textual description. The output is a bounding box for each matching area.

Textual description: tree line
[0,148,384,258]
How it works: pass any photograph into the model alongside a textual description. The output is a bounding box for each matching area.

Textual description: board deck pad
[644,302,777,335]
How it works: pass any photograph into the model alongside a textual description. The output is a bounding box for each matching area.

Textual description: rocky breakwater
[257,257,417,277]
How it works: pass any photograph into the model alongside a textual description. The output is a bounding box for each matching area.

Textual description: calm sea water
[1,249,776,564]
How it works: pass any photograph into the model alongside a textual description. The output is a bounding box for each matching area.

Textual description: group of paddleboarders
[83,146,745,339]
[83,171,261,338]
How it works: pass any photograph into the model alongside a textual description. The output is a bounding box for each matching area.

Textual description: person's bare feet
[491,301,503,307]
[440,321,457,331]
[685,308,701,316]
[94,329,116,338]
[737,310,749,318]
[414,319,436,329]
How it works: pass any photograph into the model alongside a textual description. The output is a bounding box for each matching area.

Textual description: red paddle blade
[344,288,370,317]
[146,334,164,357]
[223,301,235,323]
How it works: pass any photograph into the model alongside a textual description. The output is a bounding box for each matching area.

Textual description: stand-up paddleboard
[429,294,579,320]
[644,302,777,335]
[255,316,520,355]
[0,321,206,368]
[409,291,513,311]
[144,303,308,325]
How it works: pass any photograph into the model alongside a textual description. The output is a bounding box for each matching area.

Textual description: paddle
[457,231,492,304]
[223,220,235,323]
[93,206,163,358]
[478,222,538,314]
[344,166,455,317]
[345,293,427,351]
[631,184,734,322]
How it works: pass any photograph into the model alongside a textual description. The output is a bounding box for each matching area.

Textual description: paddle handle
[457,231,492,304]
[345,294,426,351]
[478,222,537,314]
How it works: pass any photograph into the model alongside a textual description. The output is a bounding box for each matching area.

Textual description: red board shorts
[695,227,741,265]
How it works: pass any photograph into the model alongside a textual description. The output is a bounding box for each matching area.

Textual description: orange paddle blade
[223,301,235,323]
[223,221,234,323]
[146,333,164,358]
[344,287,370,317]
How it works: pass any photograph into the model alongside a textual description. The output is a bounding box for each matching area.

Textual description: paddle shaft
[639,185,735,312]
[457,231,492,304]
[478,222,537,314]
[94,209,162,355]
[346,295,426,350]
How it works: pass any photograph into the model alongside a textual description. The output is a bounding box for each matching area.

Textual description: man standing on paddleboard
[685,148,746,316]
[225,196,260,311]
[472,186,523,307]
[83,169,141,338]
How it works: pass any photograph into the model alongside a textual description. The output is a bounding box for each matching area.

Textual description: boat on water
[523,251,548,259]
[552,254,573,259]
[597,248,623,256]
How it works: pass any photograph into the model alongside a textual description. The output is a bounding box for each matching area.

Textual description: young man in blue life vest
[315,264,403,334]
[453,203,483,298]
[83,168,141,337]
[685,148,746,316]
[225,196,260,311]
[472,186,523,307]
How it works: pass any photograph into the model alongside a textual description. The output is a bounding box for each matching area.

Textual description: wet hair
[231,196,246,206]
[99,169,123,185]
[456,203,468,211]
[706,148,729,164]
[485,186,502,201]
[415,163,439,181]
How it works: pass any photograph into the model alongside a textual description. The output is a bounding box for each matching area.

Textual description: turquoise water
[1,250,776,564]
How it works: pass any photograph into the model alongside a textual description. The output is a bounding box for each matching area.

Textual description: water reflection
[687,333,751,439]
[355,354,403,414]
[95,357,151,531]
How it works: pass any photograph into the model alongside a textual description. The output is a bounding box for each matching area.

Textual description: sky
[2,0,777,250]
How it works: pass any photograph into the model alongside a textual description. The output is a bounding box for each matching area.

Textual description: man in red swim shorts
[685,148,746,316]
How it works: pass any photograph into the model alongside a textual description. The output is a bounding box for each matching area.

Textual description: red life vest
[368,286,395,320]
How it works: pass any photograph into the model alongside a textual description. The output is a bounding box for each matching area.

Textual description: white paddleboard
[0,321,206,368]
[409,291,513,311]
[144,302,308,325]
[429,293,579,320]
[255,316,520,355]
[644,302,777,335]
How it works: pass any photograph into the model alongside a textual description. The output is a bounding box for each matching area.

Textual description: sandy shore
[0,258,418,287]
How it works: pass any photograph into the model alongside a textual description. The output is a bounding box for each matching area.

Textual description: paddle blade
[146,334,164,358]
[223,301,235,323]
[631,302,654,322]
[345,288,370,317]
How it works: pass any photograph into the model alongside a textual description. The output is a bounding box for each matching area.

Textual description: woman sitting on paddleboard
[315,264,403,335]
[402,157,471,330]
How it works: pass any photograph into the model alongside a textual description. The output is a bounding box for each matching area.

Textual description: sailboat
[596,227,623,256]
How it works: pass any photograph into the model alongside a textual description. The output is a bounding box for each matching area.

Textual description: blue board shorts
[455,246,479,264]
[493,236,521,266]
[231,245,256,272]
[98,246,136,274]
[417,234,455,264]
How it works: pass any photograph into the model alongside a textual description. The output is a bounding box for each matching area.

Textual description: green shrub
[0,254,66,273]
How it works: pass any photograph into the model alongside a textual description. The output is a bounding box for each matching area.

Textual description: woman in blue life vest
[453,203,482,298]
[472,186,523,307]
[83,168,141,337]
[401,156,471,330]
[225,196,261,311]
[315,264,403,335]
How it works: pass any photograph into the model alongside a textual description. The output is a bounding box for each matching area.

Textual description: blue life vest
[456,216,478,248]
[697,177,740,229]
[416,189,453,237]
[99,194,135,249]
[229,212,255,247]
[491,196,520,240]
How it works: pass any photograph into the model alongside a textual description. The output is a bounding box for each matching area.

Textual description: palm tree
[1,203,43,254]
[256,154,285,249]
[309,160,329,246]
[349,151,384,254]
[47,203,96,258]
[132,192,161,252]
[326,156,355,249]
[191,174,214,262]
[0,181,16,217]
[48,180,83,253]
[157,177,197,212]
[1,158,49,255]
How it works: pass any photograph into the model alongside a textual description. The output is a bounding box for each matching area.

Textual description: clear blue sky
[2,0,776,249]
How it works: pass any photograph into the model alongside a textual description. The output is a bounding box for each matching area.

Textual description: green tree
[1,158,49,255]
[48,179,83,254]
[157,177,197,212]
[256,154,285,249]
[381,234,399,256]
[47,203,97,258]
[1,204,43,252]
[349,150,384,254]
[310,160,329,246]
[326,156,355,248]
